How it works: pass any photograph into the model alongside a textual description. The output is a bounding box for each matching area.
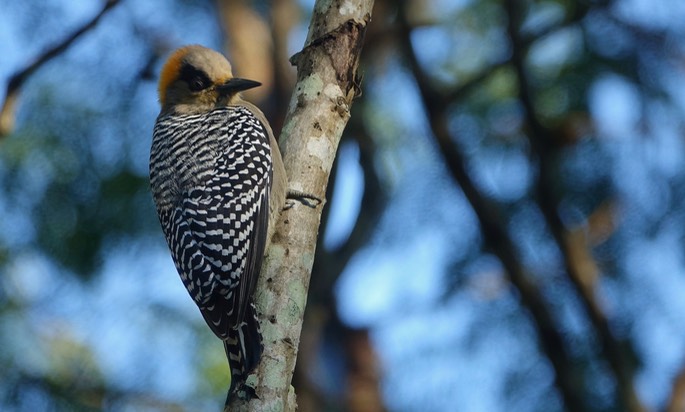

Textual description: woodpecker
[149,45,286,401]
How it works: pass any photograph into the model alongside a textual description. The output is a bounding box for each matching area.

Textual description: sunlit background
[2,0,685,411]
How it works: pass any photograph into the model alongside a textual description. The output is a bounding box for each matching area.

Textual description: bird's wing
[158,107,273,339]
[160,195,226,316]
[194,108,272,336]
[233,184,269,327]
[222,108,273,329]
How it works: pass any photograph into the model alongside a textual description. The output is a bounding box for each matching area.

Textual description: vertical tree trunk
[228,0,374,410]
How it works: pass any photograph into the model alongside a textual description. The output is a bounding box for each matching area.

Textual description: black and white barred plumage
[150,106,272,396]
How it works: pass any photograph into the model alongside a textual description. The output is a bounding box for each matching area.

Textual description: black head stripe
[180,63,212,92]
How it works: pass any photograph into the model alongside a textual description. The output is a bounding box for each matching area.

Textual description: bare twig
[0,0,121,138]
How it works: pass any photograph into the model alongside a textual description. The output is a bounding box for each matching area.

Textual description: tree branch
[269,0,300,132]
[216,0,274,105]
[504,2,645,411]
[397,5,588,411]
[228,0,374,410]
[0,0,121,138]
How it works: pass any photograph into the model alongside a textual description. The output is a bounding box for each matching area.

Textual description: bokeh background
[1,0,685,411]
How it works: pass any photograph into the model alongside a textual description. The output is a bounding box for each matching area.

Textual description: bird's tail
[224,302,263,404]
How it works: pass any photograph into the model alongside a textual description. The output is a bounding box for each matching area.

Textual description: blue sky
[2,0,685,410]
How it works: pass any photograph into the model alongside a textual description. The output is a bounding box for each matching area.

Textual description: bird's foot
[285,190,322,209]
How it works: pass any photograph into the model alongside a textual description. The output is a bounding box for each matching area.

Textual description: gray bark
[228,0,374,410]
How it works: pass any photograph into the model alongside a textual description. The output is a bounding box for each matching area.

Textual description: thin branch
[397,5,587,411]
[0,0,121,138]
[504,1,645,411]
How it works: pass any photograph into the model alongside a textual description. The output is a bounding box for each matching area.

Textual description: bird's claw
[285,190,321,209]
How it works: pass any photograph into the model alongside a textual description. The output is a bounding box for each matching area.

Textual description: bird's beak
[217,78,261,95]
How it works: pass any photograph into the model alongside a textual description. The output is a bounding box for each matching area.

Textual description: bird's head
[157,45,261,114]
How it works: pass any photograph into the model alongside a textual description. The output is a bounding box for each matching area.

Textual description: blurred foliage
[1,0,685,411]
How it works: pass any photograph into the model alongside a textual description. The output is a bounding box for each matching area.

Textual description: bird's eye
[179,63,211,92]
[189,77,209,92]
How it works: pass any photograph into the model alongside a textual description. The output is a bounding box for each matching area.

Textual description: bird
[149,44,286,402]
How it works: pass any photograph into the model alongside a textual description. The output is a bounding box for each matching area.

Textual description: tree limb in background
[396,3,588,410]
[216,0,273,104]
[504,2,645,411]
[269,0,300,131]
[667,364,685,412]
[344,323,385,412]
[227,0,374,409]
[0,0,121,138]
